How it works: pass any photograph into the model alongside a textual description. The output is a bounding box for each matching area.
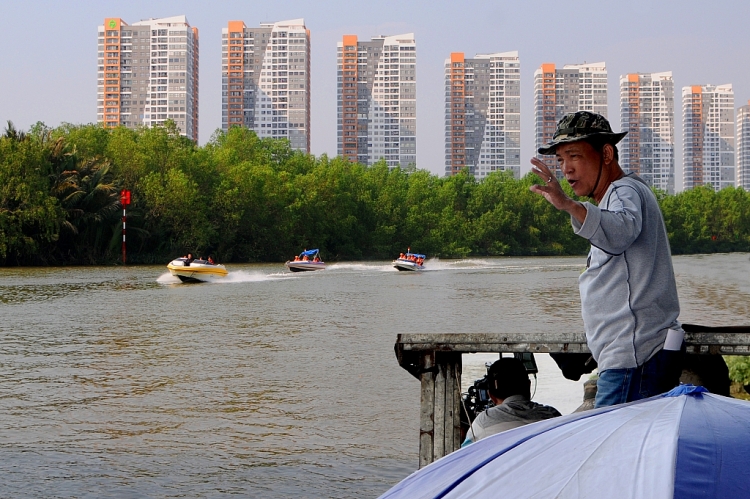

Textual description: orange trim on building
[227,21,245,32]
[226,22,244,130]
[447,53,466,175]
[626,76,640,174]
[104,18,124,30]
[538,63,558,173]
[103,18,124,128]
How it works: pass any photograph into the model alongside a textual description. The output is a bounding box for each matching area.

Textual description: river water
[1,253,748,498]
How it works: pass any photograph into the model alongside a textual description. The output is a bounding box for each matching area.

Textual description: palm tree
[3,120,27,142]
[51,154,122,262]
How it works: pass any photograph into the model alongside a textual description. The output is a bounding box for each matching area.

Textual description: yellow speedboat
[167,257,228,283]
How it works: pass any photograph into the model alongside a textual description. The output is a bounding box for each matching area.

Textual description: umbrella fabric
[380,386,750,499]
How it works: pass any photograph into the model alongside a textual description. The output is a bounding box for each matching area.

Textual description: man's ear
[602,143,615,165]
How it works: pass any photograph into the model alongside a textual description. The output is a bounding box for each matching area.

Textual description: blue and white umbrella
[381,385,750,498]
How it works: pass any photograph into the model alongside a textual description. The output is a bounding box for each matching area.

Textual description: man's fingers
[530,158,554,181]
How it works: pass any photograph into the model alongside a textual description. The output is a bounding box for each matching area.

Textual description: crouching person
[463,358,561,446]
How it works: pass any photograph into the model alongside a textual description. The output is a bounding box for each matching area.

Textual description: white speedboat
[393,252,425,272]
[167,258,228,283]
[285,249,326,272]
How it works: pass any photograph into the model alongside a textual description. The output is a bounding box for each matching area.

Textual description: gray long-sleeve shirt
[572,173,681,372]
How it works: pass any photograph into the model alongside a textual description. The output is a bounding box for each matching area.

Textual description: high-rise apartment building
[736,101,750,190]
[444,52,520,178]
[619,72,675,193]
[221,19,310,152]
[534,62,608,174]
[682,84,735,191]
[337,33,416,168]
[97,16,199,141]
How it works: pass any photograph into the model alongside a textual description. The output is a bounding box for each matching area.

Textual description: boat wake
[421,258,492,270]
[327,263,392,272]
[157,270,288,285]
[218,271,287,283]
[422,258,584,272]
[156,272,182,284]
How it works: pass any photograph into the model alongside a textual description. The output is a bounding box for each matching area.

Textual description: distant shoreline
[2,251,747,268]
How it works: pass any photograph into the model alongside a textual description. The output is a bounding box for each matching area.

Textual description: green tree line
[1,120,750,265]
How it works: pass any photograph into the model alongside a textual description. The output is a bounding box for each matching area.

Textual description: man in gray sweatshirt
[462,358,561,445]
[529,111,684,407]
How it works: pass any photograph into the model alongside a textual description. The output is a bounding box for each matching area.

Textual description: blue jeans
[595,344,685,408]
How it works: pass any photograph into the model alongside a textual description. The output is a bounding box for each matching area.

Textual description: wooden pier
[395,325,750,468]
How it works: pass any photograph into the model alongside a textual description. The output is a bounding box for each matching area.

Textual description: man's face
[554,141,602,197]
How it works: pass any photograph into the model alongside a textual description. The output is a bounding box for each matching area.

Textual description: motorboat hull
[285,261,326,272]
[393,259,424,272]
[167,260,228,283]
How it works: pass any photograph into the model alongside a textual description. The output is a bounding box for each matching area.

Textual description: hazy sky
[1,0,749,185]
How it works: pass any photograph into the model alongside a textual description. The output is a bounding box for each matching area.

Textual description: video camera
[460,353,538,429]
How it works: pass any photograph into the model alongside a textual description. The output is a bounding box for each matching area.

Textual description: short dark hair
[488,358,530,400]
[585,137,619,162]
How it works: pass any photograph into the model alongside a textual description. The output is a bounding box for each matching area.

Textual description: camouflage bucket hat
[538,111,627,155]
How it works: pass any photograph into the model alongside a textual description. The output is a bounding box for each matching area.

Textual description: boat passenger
[207,256,216,265]
[313,256,320,262]
[185,253,194,266]
[462,358,560,446]
[302,255,309,261]
[399,253,405,260]
[294,255,300,261]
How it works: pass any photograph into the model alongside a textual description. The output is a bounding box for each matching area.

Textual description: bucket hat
[538,111,627,155]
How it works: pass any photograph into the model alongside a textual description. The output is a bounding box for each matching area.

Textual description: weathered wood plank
[442,359,455,459]
[397,330,750,356]
[446,360,455,454]
[403,342,592,354]
[399,332,588,348]
[684,333,750,347]
[418,352,435,469]
[447,357,462,453]
[433,359,446,460]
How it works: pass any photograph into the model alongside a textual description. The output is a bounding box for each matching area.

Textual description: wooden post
[417,351,462,468]
[418,351,435,468]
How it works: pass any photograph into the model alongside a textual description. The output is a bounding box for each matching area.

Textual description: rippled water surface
[1,254,748,497]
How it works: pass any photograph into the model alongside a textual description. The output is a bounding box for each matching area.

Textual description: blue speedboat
[285,249,326,272]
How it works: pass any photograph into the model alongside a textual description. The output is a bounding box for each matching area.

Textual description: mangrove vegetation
[2,120,750,265]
